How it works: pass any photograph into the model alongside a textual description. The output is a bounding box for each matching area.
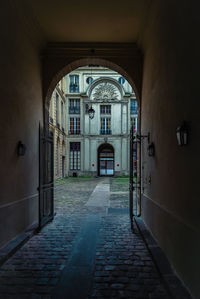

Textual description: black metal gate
[129,125,134,221]
[129,125,141,221]
[39,124,54,228]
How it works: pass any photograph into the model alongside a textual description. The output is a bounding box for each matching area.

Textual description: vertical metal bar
[50,130,54,218]
[129,125,133,221]
[137,140,141,216]
[39,123,43,228]
[133,138,137,216]
[137,101,142,217]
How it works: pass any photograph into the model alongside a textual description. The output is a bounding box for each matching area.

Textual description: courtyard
[0,178,188,298]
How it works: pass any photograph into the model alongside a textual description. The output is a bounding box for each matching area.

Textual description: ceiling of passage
[27,0,151,43]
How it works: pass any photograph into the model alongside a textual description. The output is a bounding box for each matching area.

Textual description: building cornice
[55,86,66,102]
[66,134,130,138]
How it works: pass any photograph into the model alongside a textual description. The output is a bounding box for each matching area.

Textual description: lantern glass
[17,141,26,156]
[176,128,182,146]
[147,142,155,156]
[88,106,95,119]
[176,122,188,146]
[183,131,187,145]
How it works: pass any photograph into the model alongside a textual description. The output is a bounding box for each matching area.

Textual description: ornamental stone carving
[91,82,121,101]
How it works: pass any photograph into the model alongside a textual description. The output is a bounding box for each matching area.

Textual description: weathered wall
[140,1,200,298]
[0,2,44,248]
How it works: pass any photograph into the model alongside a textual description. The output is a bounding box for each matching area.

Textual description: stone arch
[45,58,140,107]
[87,77,125,100]
[98,142,114,153]
[43,43,143,114]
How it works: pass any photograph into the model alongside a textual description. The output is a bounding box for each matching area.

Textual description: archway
[42,50,141,227]
[98,143,114,176]
[43,43,143,115]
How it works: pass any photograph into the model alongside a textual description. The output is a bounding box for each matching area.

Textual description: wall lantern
[88,106,95,119]
[147,142,155,156]
[17,141,26,156]
[176,121,188,146]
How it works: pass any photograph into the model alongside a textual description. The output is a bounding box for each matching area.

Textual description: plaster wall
[122,138,128,171]
[140,1,200,298]
[0,2,44,248]
[90,140,97,171]
[90,104,99,134]
[84,138,90,171]
[112,103,121,134]
[122,104,127,134]
[85,115,89,134]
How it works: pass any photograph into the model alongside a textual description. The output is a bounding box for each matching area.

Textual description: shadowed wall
[140,1,200,298]
[0,1,44,247]
[0,1,200,298]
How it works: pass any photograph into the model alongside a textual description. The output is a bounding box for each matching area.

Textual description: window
[100,117,111,135]
[69,75,79,93]
[118,77,125,84]
[130,100,138,114]
[69,117,80,135]
[69,99,80,114]
[100,105,111,114]
[56,93,59,126]
[70,142,80,170]
[131,117,138,133]
[86,77,93,84]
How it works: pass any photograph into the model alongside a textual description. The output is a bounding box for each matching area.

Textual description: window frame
[130,99,138,114]
[69,75,79,93]
[69,99,80,114]
[70,142,81,170]
[100,105,111,115]
[69,117,81,135]
[100,117,111,135]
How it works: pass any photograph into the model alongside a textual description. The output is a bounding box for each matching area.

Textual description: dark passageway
[1,2,200,298]
[0,178,190,298]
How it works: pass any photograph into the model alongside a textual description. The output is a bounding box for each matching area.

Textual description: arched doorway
[98,143,114,176]
[41,48,142,227]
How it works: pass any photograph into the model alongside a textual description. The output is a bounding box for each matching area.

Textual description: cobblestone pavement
[0,177,170,299]
[90,215,169,299]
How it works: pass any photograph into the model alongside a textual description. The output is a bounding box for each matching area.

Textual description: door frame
[98,143,114,176]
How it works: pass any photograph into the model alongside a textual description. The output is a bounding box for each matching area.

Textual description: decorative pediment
[91,82,121,101]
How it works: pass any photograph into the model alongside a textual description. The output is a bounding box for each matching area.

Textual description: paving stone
[0,178,188,298]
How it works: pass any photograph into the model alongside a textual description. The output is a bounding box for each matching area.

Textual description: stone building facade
[49,79,67,179]
[64,66,138,177]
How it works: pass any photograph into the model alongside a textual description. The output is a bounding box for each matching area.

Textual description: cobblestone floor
[0,177,170,299]
[90,215,169,299]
